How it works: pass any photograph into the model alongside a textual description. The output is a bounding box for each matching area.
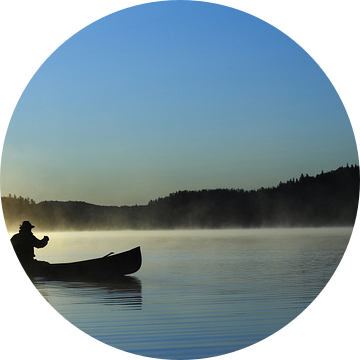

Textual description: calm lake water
[31,228,351,359]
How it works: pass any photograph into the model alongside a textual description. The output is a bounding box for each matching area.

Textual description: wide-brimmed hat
[20,221,35,229]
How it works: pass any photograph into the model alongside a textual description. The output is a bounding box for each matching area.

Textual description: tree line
[2,165,359,231]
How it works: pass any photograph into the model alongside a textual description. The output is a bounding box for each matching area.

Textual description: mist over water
[27,228,351,359]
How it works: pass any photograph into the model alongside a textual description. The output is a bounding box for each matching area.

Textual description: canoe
[27,246,142,282]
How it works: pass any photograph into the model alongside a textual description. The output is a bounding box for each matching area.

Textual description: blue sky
[1,1,358,206]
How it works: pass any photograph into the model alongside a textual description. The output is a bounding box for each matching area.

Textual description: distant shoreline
[2,165,359,232]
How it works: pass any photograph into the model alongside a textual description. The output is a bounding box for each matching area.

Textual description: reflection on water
[35,276,142,310]
[31,228,351,359]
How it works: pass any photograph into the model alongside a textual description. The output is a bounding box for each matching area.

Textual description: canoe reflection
[34,276,142,310]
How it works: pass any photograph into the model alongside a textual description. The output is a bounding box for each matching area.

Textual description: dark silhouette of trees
[2,165,359,231]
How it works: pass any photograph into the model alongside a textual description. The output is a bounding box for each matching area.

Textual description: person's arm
[31,235,49,248]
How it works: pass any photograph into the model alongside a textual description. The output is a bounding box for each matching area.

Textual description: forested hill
[2,165,359,231]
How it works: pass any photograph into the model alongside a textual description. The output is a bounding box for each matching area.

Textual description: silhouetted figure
[11,221,49,270]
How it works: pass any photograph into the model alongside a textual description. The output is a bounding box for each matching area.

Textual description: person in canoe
[11,221,49,270]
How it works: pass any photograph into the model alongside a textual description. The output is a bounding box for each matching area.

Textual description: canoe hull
[28,246,142,281]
